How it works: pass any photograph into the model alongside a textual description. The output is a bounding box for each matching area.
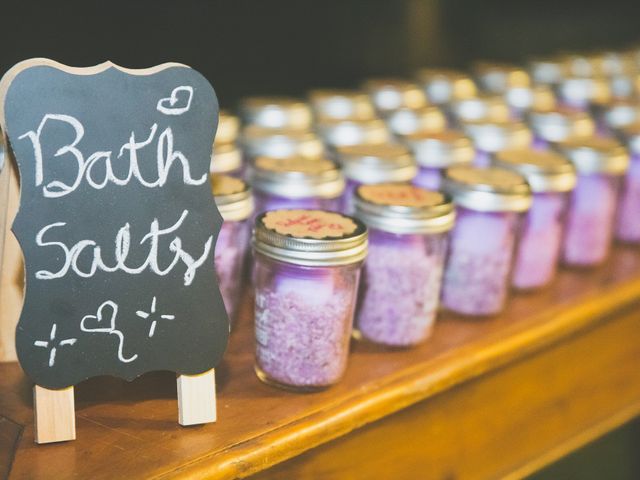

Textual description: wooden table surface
[2,245,640,480]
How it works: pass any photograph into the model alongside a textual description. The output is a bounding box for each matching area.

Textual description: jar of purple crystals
[384,106,447,137]
[556,137,629,266]
[249,156,345,216]
[210,143,243,177]
[616,124,640,243]
[451,94,511,124]
[528,107,596,147]
[461,119,532,167]
[253,209,368,390]
[211,175,254,326]
[403,130,475,190]
[334,143,417,213]
[353,184,454,347]
[308,89,376,121]
[492,149,577,289]
[240,96,313,130]
[441,166,532,316]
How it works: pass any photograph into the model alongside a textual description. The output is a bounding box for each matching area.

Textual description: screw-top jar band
[556,137,629,175]
[474,61,531,94]
[461,119,532,153]
[317,117,391,147]
[558,77,611,106]
[442,165,532,212]
[362,78,428,112]
[528,107,595,142]
[493,148,577,193]
[415,68,477,104]
[384,106,447,136]
[602,100,640,130]
[402,130,474,169]
[241,125,324,159]
[215,110,240,145]
[335,143,417,184]
[240,96,313,130]
[253,209,368,266]
[354,183,455,234]
[528,56,568,85]
[451,94,511,122]
[210,174,254,221]
[211,143,242,174]
[506,85,556,111]
[308,89,376,121]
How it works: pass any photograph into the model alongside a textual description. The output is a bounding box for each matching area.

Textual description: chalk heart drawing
[80,300,138,363]
[156,85,194,116]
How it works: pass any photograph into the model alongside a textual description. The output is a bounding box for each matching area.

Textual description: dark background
[3,0,640,476]
[4,0,640,107]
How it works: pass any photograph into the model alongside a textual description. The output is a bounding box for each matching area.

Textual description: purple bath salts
[441,207,518,316]
[356,230,447,346]
[512,192,567,289]
[616,153,640,243]
[413,166,445,191]
[563,174,619,265]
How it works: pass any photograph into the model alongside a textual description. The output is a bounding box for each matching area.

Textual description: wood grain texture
[1,245,640,479]
[177,369,217,426]
[33,386,75,444]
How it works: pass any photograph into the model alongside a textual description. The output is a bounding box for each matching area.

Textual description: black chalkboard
[1,60,229,389]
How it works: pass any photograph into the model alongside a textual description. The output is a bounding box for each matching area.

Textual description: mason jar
[353,184,454,347]
[461,119,532,167]
[403,130,475,190]
[334,143,417,213]
[615,124,640,243]
[253,209,368,390]
[211,175,254,327]
[384,105,447,137]
[215,110,240,145]
[362,78,427,113]
[249,156,345,216]
[240,96,313,130]
[557,76,611,111]
[556,137,629,266]
[528,107,596,148]
[241,125,324,160]
[451,94,511,124]
[316,117,391,148]
[505,85,556,119]
[441,165,532,316]
[492,149,577,289]
[308,89,376,121]
[415,68,477,105]
[210,142,243,177]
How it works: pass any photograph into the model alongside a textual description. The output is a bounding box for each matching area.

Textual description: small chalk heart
[157,85,194,116]
[81,300,118,333]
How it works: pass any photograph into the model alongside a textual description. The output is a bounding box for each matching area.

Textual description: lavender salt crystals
[211,175,254,326]
[354,184,454,347]
[557,138,629,265]
[616,124,640,243]
[441,165,532,316]
[253,209,367,390]
[493,149,577,289]
[249,156,345,216]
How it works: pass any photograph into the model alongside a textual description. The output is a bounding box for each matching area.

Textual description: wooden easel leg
[33,385,76,444]
[177,368,216,426]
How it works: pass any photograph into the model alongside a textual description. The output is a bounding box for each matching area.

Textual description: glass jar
[474,61,531,95]
[492,149,577,289]
[214,110,240,145]
[308,89,376,121]
[211,175,254,327]
[461,119,532,167]
[528,107,596,148]
[241,125,325,160]
[415,68,477,106]
[240,96,313,130]
[362,78,427,113]
[317,117,391,148]
[335,143,417,213]
[384,106,447,137]
[210,142,243,177]
[505,85,556,119]
[528,56,568,86]
[249,156,345,216]
[556,137,629,266]
[441,166,532,316]
[403,130,475,190]
[451,94,511,124]
[353,184,454,347]
[557,76,611,111]
[253,209,367,390]
[615,124,640,243]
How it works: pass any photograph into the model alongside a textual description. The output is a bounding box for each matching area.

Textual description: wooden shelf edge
[159,275,640,480]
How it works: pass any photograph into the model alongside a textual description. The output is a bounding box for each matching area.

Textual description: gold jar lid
[603,100,640,129]
[210,143,242,174]
[556,137,629,175]
[248,156,345,199]
[241,125,324,159]
[442,165,532,212]
[240,96,313,130]
[506,84,556,111]
[316,117,391,147]
[461,119,532,153]
[492,148,577,193]
[415,68,477,104]
[253,209,368,267]
[474,61,531,94]
[384,106,447,136]
[528,56,568,85]
[210,174,254,221]
[308,89,376,120]
[528,107,595,142]
[451,94,510,122]
[354,183,455,234]
[215,110,240,145]
[558,76,612,106]
[335,143,417,184]
[402,130,475,168]
[362,78,428,112]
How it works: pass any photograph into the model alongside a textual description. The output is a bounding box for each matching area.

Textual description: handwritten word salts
[35,209,212,286]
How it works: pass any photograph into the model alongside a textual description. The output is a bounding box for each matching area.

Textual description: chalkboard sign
[0,59,229,393]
